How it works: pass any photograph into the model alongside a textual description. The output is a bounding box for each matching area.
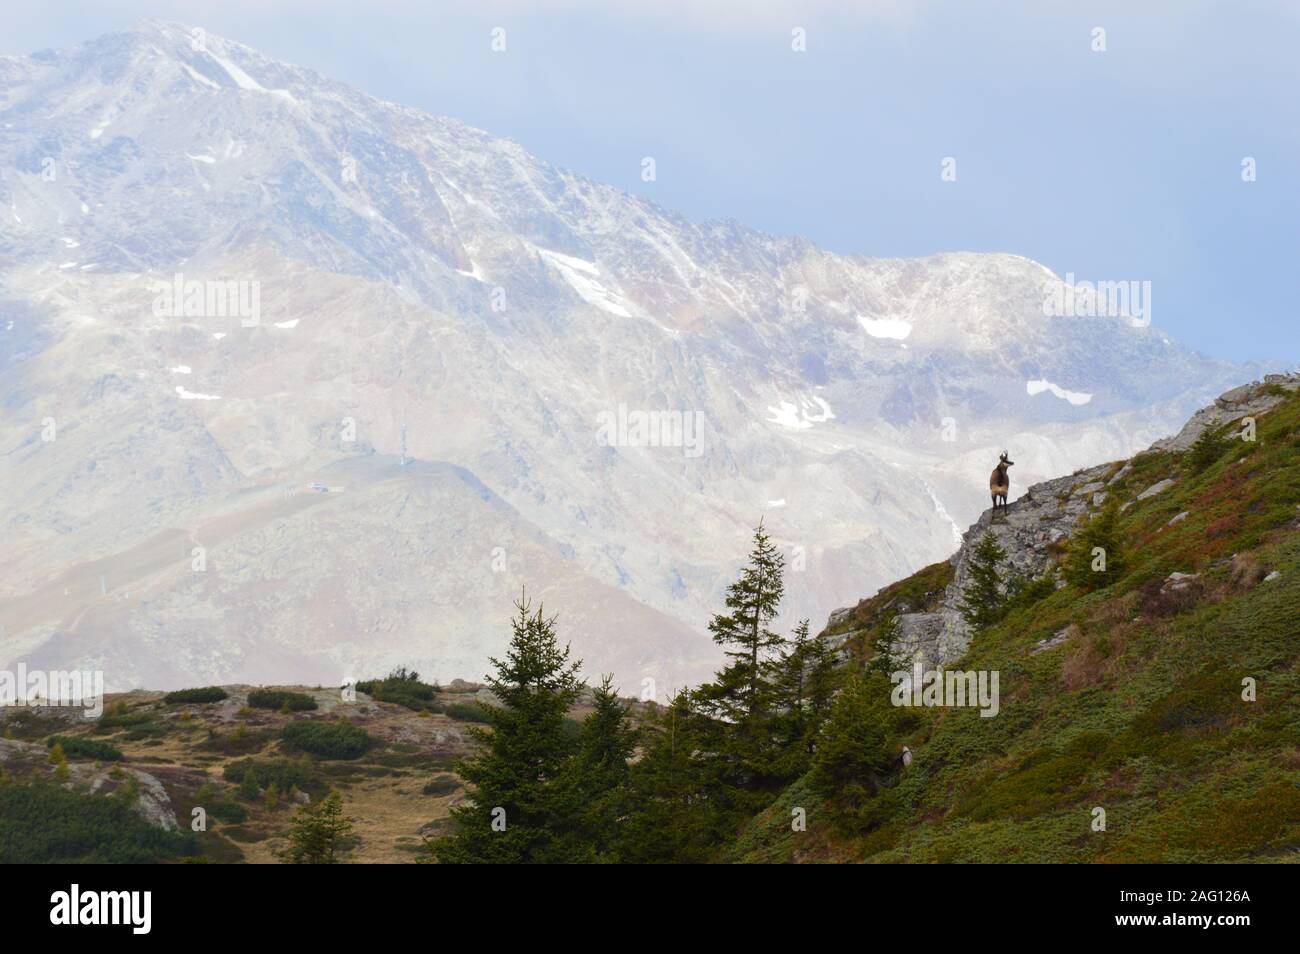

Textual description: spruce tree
[809,670,897,814]
[958,531,1009,629]
[693,520,789,788]
[802,627,841,746]
[770,619,840,777]
[1064,496,1126,591]
[702,520,787,723]
[616,690,731,863]
[552,674,637,861]
[282,790,352,864]
[869,614,902,675]
[432,594,583,864]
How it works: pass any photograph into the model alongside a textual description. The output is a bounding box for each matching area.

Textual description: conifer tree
[702,520,787,723]
[282,790,352,864]
[432,594,583,864]
[1064,496,1126,590]
[869,614,901,675]
[958,531,1009,629]
[693,520,790,788]
[616,690,731,863]
[802,626,841,745]
[1186,426,1230,474]
[809,670,897,812]
[770,619,840,777]
[552,674,637,860]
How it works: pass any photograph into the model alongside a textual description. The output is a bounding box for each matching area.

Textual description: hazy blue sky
[8,1,1298,363]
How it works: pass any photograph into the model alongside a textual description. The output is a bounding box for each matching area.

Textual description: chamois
[989,451,1014,516]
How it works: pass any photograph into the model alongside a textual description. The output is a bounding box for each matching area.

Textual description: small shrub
[200,725,272,756]
[439,702,491,724]
[355,667,439,712]
[163,687,229,705]
[46,735,124,762]
[205,799,249,824]
[1137,575,1204,618]
[1131,665,1243,736]
[1064,498,1127,591]
[422,774,461,797]
[96,701,160,733]
[280,721,373,760]
[1,710,62,741]
[247,689,317,712]
[1186,427,1232,475]
[223,758,327,798]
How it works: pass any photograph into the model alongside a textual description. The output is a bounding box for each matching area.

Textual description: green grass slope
[728,384,1300,863]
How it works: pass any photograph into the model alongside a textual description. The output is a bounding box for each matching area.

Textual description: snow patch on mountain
[858,315,913,340]
[538,248,632,317]
[1027,378,1093,406]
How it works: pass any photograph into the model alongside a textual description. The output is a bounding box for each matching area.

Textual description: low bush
[439,702,491,724]
[46,735,123,762]
[422,774,461,797]
[356,667,439,712]
[1130,665,1243,737]
[205,799,249,824]
[280,721,374,760]
[200,726,272,756]
[0,779,197,863]
[222,758,327,798]
[164,687,228,705]
[247,689,318,712]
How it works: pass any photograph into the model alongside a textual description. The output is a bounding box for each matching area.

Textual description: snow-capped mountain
[0,22,1260,691]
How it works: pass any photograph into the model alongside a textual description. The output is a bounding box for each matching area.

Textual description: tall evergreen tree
[769,619,840,777]
[958,531,1010,629]
[616,690,733,863]
[701,520,787,723]
[809,670,899,829]
[432,594,583,864]
[693,520,790,790]
[552,674,637,861]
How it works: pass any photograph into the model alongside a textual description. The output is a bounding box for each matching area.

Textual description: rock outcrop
[1153,374,1299,451]
[861,373,1300,671]
[889,459,1113,670]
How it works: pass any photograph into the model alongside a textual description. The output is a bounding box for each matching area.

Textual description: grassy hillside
[726,383,1300,863]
